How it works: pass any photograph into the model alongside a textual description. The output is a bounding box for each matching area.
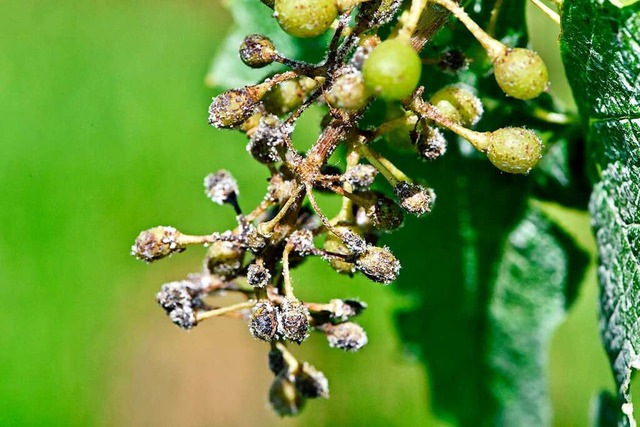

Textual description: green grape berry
[429,84,483,126]
[263,77,317,115]
[486,127,543,174]
[325,71,370,111]
[492,48,549,100]
[274,0,338,38]
[362,39,422,101]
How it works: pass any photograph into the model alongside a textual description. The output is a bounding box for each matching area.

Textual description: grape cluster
[133,0,549,416]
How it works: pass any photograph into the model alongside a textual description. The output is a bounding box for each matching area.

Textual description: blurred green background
[0,0,626,426]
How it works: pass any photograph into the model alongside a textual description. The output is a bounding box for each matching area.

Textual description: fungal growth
[132,0,548,416]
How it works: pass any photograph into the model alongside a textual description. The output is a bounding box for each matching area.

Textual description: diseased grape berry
[362,39,422,101]
[280,298,311,344]
[325,70,370,111]
[322,322,368,351]
[486,127,543,174]
[363,193,404,231]
[429,84,483,126]
[274,0,338,38]
[294,363,329,398]
[355,245,400,284]
[414,124,447,161]
[492,48,549,100]
[239,34,277,68]
[270,373,306,416]
[393,181,435,216]
[205,240,244,279]
[323,225,361,275]
[208,87,265,129]
[132,226,184,262]
[250,300,281,342]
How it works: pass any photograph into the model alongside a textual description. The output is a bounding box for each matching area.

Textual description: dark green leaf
[206,0,329,89]
[393,145,588,426]
[561,0,640,424]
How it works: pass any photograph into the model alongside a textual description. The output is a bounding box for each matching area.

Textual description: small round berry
[415,125,447,161]
[132,226,184,262]
[268,348,287,375]
[247,263,271,288]
[323,225,361,275]
[274,0,338,38]
[363,193,404,231]
[156,280,203,330]
[355,245,401,284]
[205,240,243,278]
[295,363,329,399]
[362,39,422,101]
[280,298,310,344]
[208,88,262,129]
[250,300,281,342]
[342,164,378,190]
[263,78,314,116]
[203,170,239,205]
[322,322,368,351]
[492,48,549,100]
[239,34,277,68]
[325,71,370,111]
[393,181,435,216]
[269,373,306,416]
[429,84,483,126]
[486,127,543,174]
[247,114,285,164]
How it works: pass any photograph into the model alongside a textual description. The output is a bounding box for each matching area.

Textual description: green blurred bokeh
[0,1,625,426]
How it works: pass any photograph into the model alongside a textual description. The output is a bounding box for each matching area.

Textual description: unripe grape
[263,77,316,115]
[486,127,543,174]
[429,84,483,126]
[492,48,549,100]
[205,240,243,278]
[362,193,404,231]
[239,34,277,68]
[325,71,370,111]
[362,39,422,101]
[274,0,338,38]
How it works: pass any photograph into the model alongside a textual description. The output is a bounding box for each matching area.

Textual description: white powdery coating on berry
[342,164,378,190]
[325,322,368,352]
[287,229,316,255]
[204,170,239,205]
[156,280,203,330]
[247,263,271,288]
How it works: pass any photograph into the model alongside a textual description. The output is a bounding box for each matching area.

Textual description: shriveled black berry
[239,34,277,68]
[269,373,306,416]
[247,114,285,164]
[280,298,310,344]
[250,300,281,342]
[415,125,447,161]
[247,263,271,288]
[156,280,204,330]
[295,363,329,399]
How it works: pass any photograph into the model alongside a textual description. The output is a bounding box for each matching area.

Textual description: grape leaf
[393,146,588,425]
[205,0,329,89]
[560,0,640,424]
